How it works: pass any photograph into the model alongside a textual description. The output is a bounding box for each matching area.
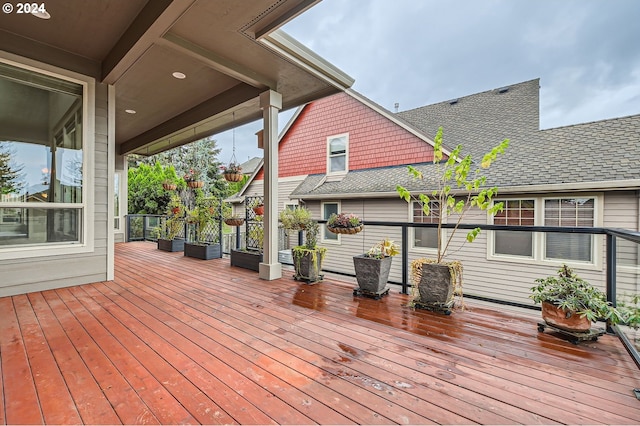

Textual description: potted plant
[250,199,265,216]
[531,264,624,333]
[397,127,509,312]
[183,169,204,188]
[162,179,177,190]
[221,162,243,182]
[230,215,263,271]
[184,196,222,260]
[279,206,311,231]
[157,194,185,252]
[326,212,363,234]
[291,221,326,284]
[353,239,400,299]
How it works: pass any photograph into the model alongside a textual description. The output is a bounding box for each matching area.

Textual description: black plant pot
[415,263,455,313]
[184,242,222,260]
[353,254,392,297]
[292,249,324,284]
[157,238,184,252]
[230,249,262,271]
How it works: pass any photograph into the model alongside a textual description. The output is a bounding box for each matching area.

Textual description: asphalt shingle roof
[291,79,640,198]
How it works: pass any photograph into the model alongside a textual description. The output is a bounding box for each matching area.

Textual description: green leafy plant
[530,264,624,324]
[326,212,362,229]
[279,207,312,231]
[366,239,400,259]
[156,194,184,240]
[617,294,640,329]
[396,127,509,262]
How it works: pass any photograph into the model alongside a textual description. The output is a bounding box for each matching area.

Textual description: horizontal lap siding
[0,83,109,297]
[307,192,638,307]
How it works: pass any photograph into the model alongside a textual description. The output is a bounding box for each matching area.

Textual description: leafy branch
[397,127,509,262]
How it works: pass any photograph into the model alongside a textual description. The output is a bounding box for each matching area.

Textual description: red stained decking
[1,241,639,425]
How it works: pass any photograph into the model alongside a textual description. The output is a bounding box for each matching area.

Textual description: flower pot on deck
[157,238,185,252]
[184,242,222,260]
[230,249,262,272]
[353,255,392,295]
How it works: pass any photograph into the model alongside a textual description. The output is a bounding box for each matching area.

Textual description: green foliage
[617,294,640,329]
[279,207,312,231]
[396,127,509,262]
[366,239,400,259]
[156,194,184,240]
[128,162,182,214]
[186,194,220,242]
[0,142,24,195]
[530,265,624,324]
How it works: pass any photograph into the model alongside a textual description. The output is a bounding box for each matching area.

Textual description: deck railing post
[401,224,409,294]
[236,224,241,250]
[606,233,616,305]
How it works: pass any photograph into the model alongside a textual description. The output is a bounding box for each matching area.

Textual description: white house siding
[299,191,639,308]
[0,83,110,297]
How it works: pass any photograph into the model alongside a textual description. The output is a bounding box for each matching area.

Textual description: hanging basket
[223,172,244,182]
[162,183,177,190]
[327,224,364,235]
[187,180,204,188]
[224,218,245,226]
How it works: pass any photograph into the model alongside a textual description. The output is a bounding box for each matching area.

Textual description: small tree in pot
[279,207,326,284]
[353,239,400,299]
[397,127,509,312]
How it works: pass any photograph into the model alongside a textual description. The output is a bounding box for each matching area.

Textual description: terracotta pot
[253,205,264,215]
[541,301,591,332]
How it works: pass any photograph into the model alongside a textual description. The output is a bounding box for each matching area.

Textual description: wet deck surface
[1,241,639,424]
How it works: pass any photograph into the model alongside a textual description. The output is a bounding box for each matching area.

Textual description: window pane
[415,227,438,249]
[494,230,533,257]
[330,156,345,172]
[546,233,592,262]
[323,203,338,240]
[0,207,81,245]
[0,63,83,203]
[329,137,346,154]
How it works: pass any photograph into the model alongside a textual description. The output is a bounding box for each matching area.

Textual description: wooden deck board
[1,241,639,424]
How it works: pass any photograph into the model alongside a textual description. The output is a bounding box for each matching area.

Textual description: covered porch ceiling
[0,0,354,156]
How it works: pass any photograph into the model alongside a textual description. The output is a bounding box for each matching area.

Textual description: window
[327,134,348,174]
[0,61,86,249]
[544,198,594,262]
[322,201,339,242]
[493,199,535,258]
[114,172,121,230]
[490,196,598,265]
[412,200,439,249]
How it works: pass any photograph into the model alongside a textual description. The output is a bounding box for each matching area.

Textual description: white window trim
[487,194,603,270]
[326,133,349,176]
[0,53,95,260]
[321,200,341,244]
[409,200,442,254]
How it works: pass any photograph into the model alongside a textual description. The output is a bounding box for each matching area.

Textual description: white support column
[259,90,282,280]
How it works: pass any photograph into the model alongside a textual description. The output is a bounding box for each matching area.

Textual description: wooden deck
[1,242,639,425]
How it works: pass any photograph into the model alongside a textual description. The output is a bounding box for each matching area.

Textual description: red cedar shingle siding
[254,93,435,180]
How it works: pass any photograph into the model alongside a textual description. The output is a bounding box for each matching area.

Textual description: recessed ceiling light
[31,8,50,19]
[125,109,136,114]
[172,72,186,79]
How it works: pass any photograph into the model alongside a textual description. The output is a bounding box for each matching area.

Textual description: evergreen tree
[0,142,24,196]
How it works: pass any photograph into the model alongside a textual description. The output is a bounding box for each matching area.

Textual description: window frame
[488,194,602,269]
[0,54,95,260]
[326,133,349,176]
[409,200,442,253]
[321,201,341,244]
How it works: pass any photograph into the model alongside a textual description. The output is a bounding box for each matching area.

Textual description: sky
[216,0,640,168]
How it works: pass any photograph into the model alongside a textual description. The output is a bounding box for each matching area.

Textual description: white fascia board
[260,29,355,91]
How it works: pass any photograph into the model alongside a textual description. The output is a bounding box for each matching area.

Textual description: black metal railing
[125,214,639,367]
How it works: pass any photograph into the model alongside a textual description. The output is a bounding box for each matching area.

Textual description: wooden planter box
[184,242,222,260]
[353,255,392,296]
[230,249,262,271]
[157,238,184,252]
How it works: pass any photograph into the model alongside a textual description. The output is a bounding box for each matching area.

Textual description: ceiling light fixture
[172,72,186,79]
[125,109,136,114]
[31,7,50,19]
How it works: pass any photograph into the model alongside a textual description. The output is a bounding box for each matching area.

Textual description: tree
[0,142,24,196]
[127,162,181,214]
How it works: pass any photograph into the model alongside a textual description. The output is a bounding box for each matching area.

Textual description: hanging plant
[221,162,243,182]
[326,212,363,234]
[183,169,203,188]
